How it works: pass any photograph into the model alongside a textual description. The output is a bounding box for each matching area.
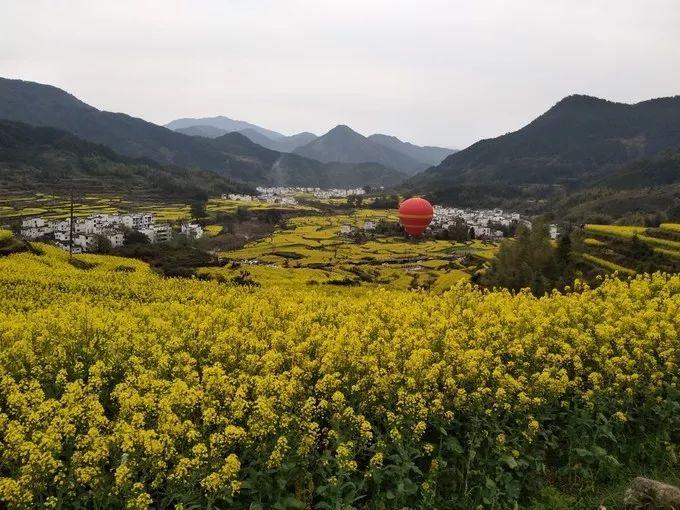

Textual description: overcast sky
[2,0,680,148]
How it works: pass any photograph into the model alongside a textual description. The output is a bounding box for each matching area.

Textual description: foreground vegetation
[1,242,679,509]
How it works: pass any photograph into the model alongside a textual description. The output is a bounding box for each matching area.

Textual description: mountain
[412,94,680,191]
[0,78,404,187]
[175,125,229,138]
[236,129,317,153]
[272,132,318,153]
[594,148,680,188]
[0,77,272,174]
[294,125,428,175]
[368,134,456,166]
[175,124,318,154]
[549,150,680,222]
[165,116,283,140]
[408,94,680,214]
[206,131,406,187]
[0,120,251,198]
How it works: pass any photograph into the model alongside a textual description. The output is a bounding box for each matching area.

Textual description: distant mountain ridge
[368,134,456,167]
[166,116,455,169]
[0,77,405,188]
[165,115,283,140]
[175,125,229,138]
[293,124,429,175]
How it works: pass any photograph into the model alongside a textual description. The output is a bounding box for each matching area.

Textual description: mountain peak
[327,124,358,135]
[549,94,620,112]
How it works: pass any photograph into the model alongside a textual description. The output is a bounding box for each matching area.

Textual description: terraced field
[580,223,680,274]
[205,210,497,291]
[0,194,311,224]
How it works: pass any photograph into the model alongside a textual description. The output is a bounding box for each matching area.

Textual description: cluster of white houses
[432,206,559,240]
[224,186,366,205]
[20,213,203,253]
[339,220,376,236]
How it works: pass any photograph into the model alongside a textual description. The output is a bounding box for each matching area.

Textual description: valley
[1,9,680,506]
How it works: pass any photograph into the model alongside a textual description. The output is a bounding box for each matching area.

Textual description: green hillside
[408,94,680,220]
[0,120,252,199]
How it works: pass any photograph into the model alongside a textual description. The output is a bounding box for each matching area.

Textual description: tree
[347,195,364,207]
[481,220,572,295]
[93,234,112,253]
[235,206,250,222]
[190,200,208,220]
[124,230,149,246]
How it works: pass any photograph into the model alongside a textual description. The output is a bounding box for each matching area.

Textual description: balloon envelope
[398,197,433,236]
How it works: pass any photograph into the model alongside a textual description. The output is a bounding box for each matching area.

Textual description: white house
[104,231,125,248]
[74,234,97,251]
[22,217,46,229]
[472,225,492,238]
[363,220,376,231]
[181,223,204,239]
[340,224,353,235]
[550,224,559,240]
[54,231,71,242]
[140,224,172,243]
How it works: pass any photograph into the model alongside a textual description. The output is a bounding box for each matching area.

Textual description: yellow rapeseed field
[1,246,679,508]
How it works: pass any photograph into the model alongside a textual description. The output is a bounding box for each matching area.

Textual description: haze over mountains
[166,116,283,140]
[165,116,457,174]
[0,77,405,188]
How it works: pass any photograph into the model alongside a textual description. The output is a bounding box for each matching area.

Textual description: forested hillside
[0,120,251,198]
[408,94,680,221]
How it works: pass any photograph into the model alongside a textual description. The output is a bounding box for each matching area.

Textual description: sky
[1,0,680,149]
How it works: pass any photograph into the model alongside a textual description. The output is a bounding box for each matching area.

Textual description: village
[19,212,204,253]
[14,192,546,254]
[337,205,541,241]
[224,186,368,205]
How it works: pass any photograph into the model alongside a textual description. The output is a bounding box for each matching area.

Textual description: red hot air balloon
[398,197,433,237]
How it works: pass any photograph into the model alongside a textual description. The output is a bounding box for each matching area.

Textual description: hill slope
[294,125,427,175]
[237,129,318,153]
[0,120,251,198]
[175,125,229,138]
[413,94,680,189]
[408,94,680,219]
[368,133,456,166]
[0,78,403,187]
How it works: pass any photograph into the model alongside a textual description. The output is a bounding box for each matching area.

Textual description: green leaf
[501,454,518,469]
[445,436,464,454]
[574,448,591,458]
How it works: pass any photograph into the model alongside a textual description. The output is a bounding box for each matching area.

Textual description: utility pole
[69,188,75,260]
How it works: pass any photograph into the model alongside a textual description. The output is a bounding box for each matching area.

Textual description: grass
[585,223,680,252]
[529,470,680,510]
[0,229,12,243]
[584,237,605,246]
[584,224,647,239]
[575,252,636,276]
[655,247,680,260]
[659,223,680,233]
[204,225,223,237]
